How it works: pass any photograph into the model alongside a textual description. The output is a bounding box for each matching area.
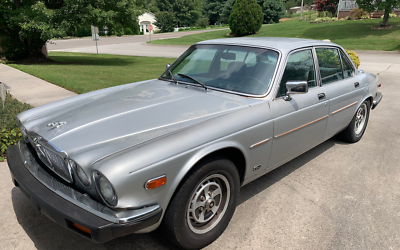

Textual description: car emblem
[47,121,67,129]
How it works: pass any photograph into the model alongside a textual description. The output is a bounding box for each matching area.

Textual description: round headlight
[69,160,90,187]
[96,172,117,206]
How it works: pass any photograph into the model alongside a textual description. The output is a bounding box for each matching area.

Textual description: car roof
[196,37,340,54]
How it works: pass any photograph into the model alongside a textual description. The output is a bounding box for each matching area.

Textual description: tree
[258,0,285,23]
[314,0,339,16]
[203,0,226,24]
[229,0,263,36]
[221,0,236,23]
[156,0,201,27]
[356,0,400,26]
[0,0,143,60]
[154,11,177,32]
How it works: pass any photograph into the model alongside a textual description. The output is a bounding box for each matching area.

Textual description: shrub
[350,7,369,20]
[124,28,134,35]
[340,18,345,21]
[381,13,397,18]
[331,17,337,21]
[154,11,177,33]
[259,0,285,24]
[76,26,92,37]
[229,0,263,36]
[0,93,32,161]
[345,16,353,20]
[346,49,360,68]
[196,18,209,28]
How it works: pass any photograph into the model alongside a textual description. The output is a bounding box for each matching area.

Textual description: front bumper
[7,143,162,243]
[372,91,382,110]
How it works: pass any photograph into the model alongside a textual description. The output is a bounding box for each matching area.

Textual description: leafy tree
[156,0,201,27]
[154,11,177,32]
[221,0,236,23]
[356,0,400,26]
[258,0,285,23]
[229,0,263,36]
[196,17,210,27]
[314,0,339,16]
[0,0,143,60]
[203,0,226,24]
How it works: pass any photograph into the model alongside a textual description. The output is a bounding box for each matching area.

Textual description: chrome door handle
[318,93,326,100]
[354,82,360,88]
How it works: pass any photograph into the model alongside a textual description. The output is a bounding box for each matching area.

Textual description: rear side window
[316,48,344,85]
[277,49,316,97]
[340,51,355,78]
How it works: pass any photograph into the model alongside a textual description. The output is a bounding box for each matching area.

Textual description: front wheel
[340,100,370,143]
[161,157,240,249]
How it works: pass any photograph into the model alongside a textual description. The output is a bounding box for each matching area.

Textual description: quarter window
[316,48,344,85]
[340,51,355,78]
[277,49,316,97]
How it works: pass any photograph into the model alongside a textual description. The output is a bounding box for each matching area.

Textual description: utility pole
[300,0,304,20]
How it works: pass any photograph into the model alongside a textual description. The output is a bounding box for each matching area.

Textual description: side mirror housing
[166,64,171,70]
[284,81,308,101]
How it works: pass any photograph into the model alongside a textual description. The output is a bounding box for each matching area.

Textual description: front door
[268,48,329,169]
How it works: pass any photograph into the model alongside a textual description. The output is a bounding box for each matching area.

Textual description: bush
[346,49,360,68]
[350,7,369,20]
[259,0,285,24]
[76,26,92,37]
[381,13,397,18]
[229,0,263,36]
[124,28,134,35]
[196,18,209,28]
[345,16,353,20]
[154,11,177,33]
[0,93,32,161]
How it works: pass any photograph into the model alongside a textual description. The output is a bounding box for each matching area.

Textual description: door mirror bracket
[284,81,308,101]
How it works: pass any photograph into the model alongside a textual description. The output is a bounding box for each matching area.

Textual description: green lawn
[151,18,400,51]
[8,52,174,94]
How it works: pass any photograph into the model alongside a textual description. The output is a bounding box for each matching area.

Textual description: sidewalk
[0,64,76,107]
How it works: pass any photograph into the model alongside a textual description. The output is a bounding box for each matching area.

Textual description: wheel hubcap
[354,103,367,136]
[187,174,230,234]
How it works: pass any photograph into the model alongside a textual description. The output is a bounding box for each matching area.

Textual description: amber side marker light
[145,175,167,189]
[72,222,91,235]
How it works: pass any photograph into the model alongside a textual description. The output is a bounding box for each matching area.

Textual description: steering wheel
[239,76,269,91]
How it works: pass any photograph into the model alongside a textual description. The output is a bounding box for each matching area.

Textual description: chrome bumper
[17,141,160,224]
[372,92,382,110]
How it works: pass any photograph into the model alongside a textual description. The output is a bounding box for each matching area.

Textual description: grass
[8,52,174,94]
[150,18,400,51]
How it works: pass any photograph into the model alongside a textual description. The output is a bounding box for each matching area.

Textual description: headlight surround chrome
[16,118,29,142]
[94,171,118,207]
[69,160,90,187]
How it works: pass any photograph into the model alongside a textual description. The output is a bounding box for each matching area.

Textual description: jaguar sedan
[7,37,382,249]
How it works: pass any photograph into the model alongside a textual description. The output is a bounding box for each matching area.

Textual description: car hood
[25,80,250,163]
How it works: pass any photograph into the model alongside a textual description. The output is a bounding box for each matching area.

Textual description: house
[288,6,303,14]
[337,0,400,19]
[138,12,159,34]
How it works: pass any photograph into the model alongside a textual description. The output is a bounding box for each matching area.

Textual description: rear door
[268,48,329,169]
[315,47,364,140]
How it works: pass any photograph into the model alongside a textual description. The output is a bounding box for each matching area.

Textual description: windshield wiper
[178,73,208,91]
[169,69,177,84]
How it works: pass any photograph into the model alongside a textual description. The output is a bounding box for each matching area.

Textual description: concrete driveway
[1,52,399,250]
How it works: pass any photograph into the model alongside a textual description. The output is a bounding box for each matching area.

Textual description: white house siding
[138,12,159,34]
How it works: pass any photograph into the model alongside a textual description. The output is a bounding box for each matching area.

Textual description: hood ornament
[47,121,67,129]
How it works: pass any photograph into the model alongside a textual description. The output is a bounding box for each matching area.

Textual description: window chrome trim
[158,44,282,99]
[272,46,319,100]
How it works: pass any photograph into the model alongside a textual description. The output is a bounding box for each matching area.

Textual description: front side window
[316,48,344,85]
[277,49,316,97]
[340,51,355,78]
[161,45,279,95]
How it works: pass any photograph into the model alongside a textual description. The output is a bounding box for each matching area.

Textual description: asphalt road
[1,52,399,250]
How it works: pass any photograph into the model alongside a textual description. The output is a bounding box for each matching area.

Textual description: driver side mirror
[284,81,308,101]
[166,64,171,71]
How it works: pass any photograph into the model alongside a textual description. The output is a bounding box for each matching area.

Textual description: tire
[340,100,370,143]
[160,157,240,249]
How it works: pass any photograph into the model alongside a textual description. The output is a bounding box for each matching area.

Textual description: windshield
[160,45,279,96]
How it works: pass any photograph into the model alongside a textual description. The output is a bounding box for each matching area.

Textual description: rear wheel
[340,100,370,143]
[161,157,240,249]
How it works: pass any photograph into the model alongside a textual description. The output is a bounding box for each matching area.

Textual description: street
[1,50,399,249]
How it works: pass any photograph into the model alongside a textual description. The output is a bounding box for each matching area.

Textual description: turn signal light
[145,175,167,189]
[72,222,91,234]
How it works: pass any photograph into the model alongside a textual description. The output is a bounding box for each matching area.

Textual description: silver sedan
[7,37,382,249]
